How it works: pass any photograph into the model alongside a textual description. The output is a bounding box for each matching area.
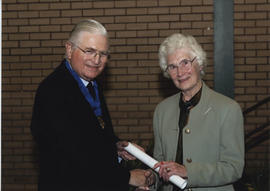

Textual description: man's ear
[65,41,72,60]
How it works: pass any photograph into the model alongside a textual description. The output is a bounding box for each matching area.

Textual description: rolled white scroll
[124,142,187,189]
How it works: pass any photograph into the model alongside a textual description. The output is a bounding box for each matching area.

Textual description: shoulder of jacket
[37,62,74,94]
[205,86,241,111]
[155,92,180,111]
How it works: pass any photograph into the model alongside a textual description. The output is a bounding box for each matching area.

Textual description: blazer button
[186,158,192,163]
[185,128,190,134]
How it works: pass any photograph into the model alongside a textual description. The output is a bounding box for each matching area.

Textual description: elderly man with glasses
[31,19,153,191]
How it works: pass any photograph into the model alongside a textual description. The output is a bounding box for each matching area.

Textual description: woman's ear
[199,65,203,71]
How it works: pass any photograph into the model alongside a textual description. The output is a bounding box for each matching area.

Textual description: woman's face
[167,48,202,97]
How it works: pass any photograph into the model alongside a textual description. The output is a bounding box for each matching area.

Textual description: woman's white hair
[159,33,207,78]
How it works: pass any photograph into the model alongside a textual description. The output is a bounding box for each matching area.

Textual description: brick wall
[234,0,270,175]
[2,0,269,190]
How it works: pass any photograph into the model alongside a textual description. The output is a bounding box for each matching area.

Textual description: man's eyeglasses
[166,57,196,73]
[73,44,109,60]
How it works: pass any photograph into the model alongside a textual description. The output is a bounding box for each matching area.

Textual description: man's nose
[92,53,101,64]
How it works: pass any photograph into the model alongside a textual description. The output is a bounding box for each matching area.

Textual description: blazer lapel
[166,93,181,161]
[189,82,212,125]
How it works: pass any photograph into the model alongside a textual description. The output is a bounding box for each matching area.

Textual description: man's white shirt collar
[68,62,91,87]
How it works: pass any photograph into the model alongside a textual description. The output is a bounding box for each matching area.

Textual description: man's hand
[116,141,145,161]
[145,169,155,187]
[134,169,156,190]
[129,169,155,188]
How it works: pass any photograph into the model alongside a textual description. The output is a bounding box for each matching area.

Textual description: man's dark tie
[87,82,96,100]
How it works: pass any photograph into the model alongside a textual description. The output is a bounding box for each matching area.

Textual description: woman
[152,33,244,191]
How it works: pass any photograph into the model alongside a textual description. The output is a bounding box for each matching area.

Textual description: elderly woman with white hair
[150,33,245,191]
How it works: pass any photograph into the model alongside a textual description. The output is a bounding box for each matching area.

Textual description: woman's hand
[154,161,187,182]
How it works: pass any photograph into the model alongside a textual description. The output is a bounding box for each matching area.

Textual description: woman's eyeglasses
[166,57,196,73]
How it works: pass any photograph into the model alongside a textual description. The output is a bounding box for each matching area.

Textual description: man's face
[167,48,202,96]
[65,31,109,81]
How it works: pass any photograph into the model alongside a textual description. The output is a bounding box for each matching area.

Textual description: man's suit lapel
[96,82,113,129]
[60,63,104,129]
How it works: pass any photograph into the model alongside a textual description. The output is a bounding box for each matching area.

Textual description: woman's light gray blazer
[153,82,245,191]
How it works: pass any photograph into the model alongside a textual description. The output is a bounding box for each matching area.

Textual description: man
[31,19,151,191]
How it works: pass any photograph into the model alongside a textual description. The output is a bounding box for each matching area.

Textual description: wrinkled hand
[117,141,145,161]
[134,187,150,191]
[129,169,147,187]
[129,169,155,189]
[135,169,156,190]
[153,161,187,182]
[145,169,156,186]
